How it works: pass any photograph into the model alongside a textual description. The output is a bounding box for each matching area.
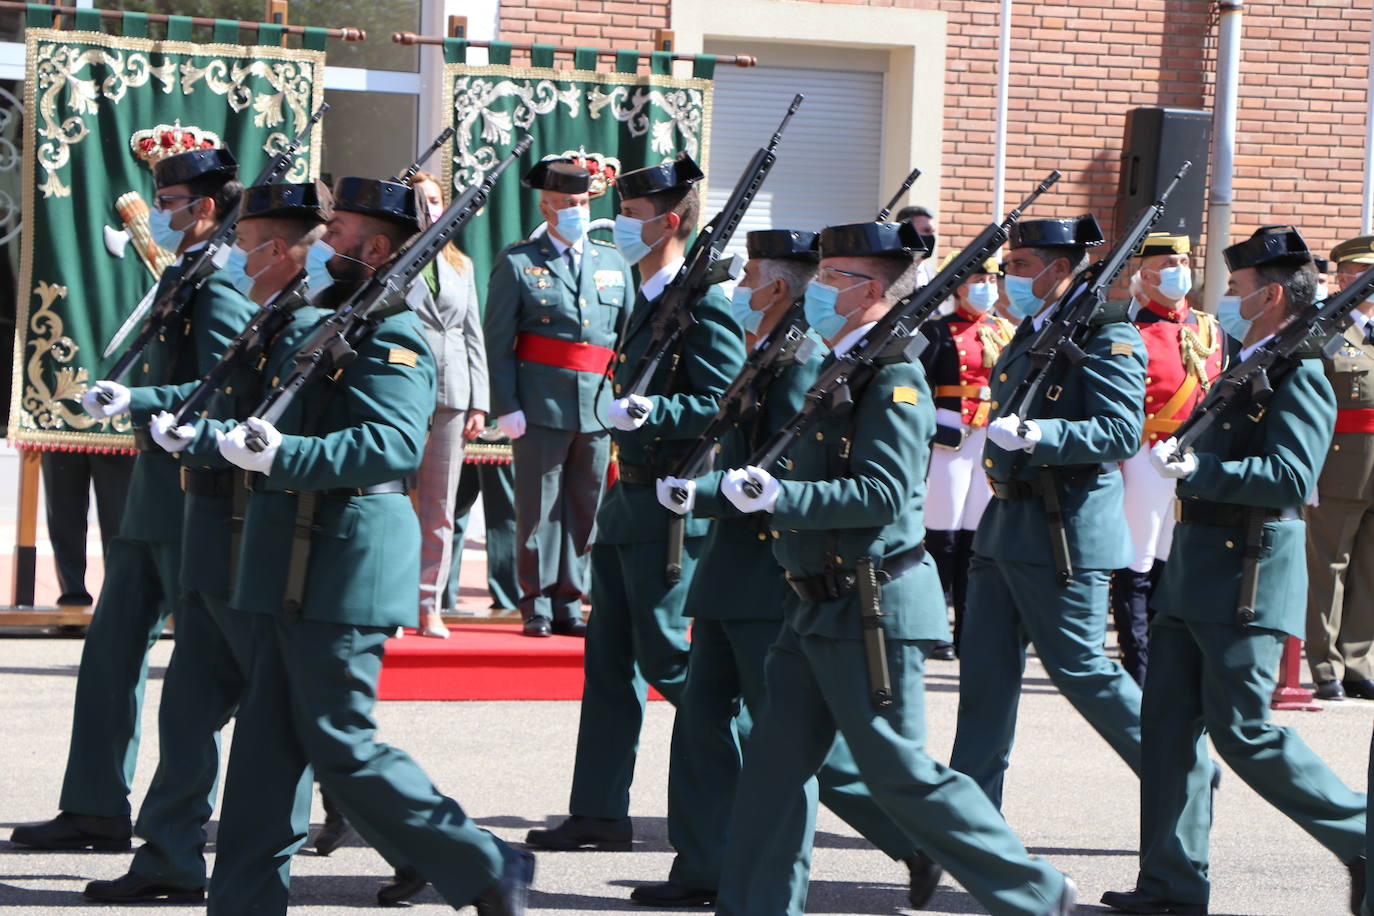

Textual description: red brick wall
[497,0,1373,263]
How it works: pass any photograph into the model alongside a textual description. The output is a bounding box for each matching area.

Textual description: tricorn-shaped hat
[746,229,819,263]
[522,159,592,194]
[818,221,930,260]
[615,154,705,201]
[153,147,238,189]
[1008,214,1104,250]
[332,176,420,233]
[239,180,334,224]
[1224,225,1311,272]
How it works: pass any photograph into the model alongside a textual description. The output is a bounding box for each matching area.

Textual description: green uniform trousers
[59,536,177,818]
[951,555,1142,808]
[570,536,702,819]
[131,590,253,888]
[1139,615,1366,905]
[210,616,504,914]
[1305,494,1374,683]
[451,460,519,611]
[715,626,1067,916]
[665,618,915,889]
[511,424,609,623]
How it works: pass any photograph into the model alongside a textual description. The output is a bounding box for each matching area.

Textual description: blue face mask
[148,201,194,252]
[306,239,335,294]
[1003,263,1053,319]
[965,281,998,312]
[1315,283,1329,301]
[554,206,589,245]
[729,285,763,334]
[1216,288,1263,341]
[613,212,665,265]
[222,240,272,295]
[803,279,865,341]
[1155,265,1193,301]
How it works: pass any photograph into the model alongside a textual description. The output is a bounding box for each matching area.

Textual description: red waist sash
[1335,408,1374,434]
[515,333,614,375]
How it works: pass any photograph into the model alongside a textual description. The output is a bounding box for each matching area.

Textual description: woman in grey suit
[412,172,490,637]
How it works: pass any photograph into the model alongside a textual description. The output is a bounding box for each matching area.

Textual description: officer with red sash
[1112,232,1223,683]
[484,159,633,637]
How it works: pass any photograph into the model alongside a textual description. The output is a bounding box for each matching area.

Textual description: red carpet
[378,624,666,702]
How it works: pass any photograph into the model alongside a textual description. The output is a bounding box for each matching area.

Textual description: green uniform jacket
[484,236,631,432]
[1156,355,1335,638]
[597,286,746,545]
[185,306,437,628]
[762,359,948,642]
[974,312,1147,570]
[122,261,258,545]
[692,353,822,621]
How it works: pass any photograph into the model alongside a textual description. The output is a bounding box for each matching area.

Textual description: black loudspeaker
[1115,107,1211,240]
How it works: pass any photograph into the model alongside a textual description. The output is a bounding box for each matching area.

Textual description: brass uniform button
[999,372,1008,382]
[757,532,767,541]
[984,458,994,468]
[583,319,590,327]
[614,384,622,394]
[815,432,824,441]
[1225,540,1235,549]
[619,353,626,363]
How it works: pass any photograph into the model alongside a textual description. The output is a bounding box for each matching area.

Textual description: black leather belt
[989,464,1103,500]
[615,461,673,486]
[245,474,409,498]
[132,428,157,453]
[180,468,235,497]
[1175,499,1300,527]
[786,544,927,602]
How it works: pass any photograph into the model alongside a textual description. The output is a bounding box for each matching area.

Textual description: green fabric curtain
[442,57,714,302]
[11,26,326,449]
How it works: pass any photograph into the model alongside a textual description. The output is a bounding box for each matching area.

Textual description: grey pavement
[0,636,1368,914]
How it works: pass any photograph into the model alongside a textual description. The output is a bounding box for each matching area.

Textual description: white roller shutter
[705,62,885,264]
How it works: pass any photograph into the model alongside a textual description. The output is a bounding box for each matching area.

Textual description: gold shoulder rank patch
[1111,341,1134,357]
[388,348,418,368]
[893,386,919,405]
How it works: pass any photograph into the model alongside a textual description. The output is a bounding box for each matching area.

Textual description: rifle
[245,134,533,449]
[739,170,1062,495]
[99,104,329,395]
[394,126,456,185]
[1166,259,1374,626]
[621,94,804,419]
[667,173,923,500]
[996,160,1191,586]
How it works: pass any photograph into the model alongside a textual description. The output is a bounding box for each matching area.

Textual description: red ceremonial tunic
[921,304,1014,429]
[1134,298,1226,446]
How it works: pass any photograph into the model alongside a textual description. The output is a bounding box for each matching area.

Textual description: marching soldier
[949,215,1149,811]
[80,180,332,903]
[484,158,631,637]
[709,221,1076,916]
[1104,225,1367,915]
[917,254,1013,659]
[11,147,254,854]
[648,230,934,910]
[1111,233,1223,684]
[156,174,534,914]
[526,155,746,852]
[1305,235,1374,702]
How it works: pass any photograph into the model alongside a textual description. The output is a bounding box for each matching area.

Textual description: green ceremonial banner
[10,16,326,450]
[441,44,715,297]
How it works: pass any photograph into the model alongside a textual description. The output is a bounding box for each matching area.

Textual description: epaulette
[1090,299,1132,327]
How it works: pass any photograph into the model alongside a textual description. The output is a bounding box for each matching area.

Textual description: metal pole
[992,0,1012,218]
[1364,4,1374,232]
[1203,0,1242,313]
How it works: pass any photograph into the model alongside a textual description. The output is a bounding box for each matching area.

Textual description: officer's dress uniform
[1123,227,1366,912]
[12,151,254,847]
[918,296,1013,652]
[715,309,1072,916]
[950,216,1150,810]
[485,169,629,628]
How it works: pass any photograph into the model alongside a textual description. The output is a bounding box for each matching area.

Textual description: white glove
[497,410,527,440]
[722,465,779,514]
[81,380,130,419]
[150,411,195,454]
[216,416,282,474]
[656,476,695,515]
[987,414,1042,453]
[607,394,653,431]
[1149,437,1197,480]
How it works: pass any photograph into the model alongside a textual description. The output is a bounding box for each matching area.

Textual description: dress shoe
[551,618,587,637]
[84,872,204,903]
[1100,887,1207,914]
[420,624,452,639]
[474,848,536,916]
[630,881,716,907]
[10,812,131,851]
[1347,855,1366,916]
[525,815,632,851]
[1342,677,1374,700]
[903,850,943,908]
[1317,679,1347,700]
[522,616,552,638]
[377,865,428,906]
[312,810,353,856]
[929,641,956,661]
